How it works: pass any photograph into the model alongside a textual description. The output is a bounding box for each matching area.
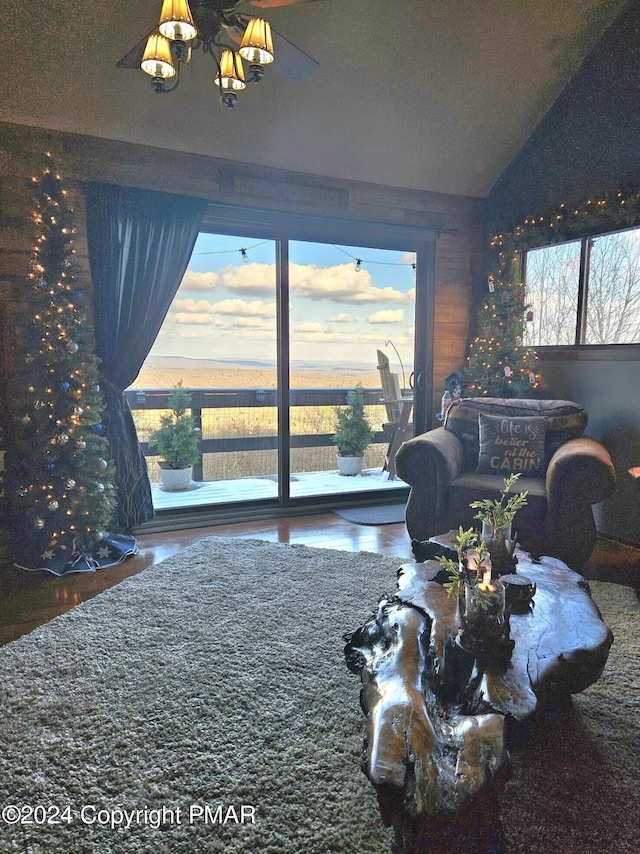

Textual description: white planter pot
[160,465,193,491]
[337,455,364,476]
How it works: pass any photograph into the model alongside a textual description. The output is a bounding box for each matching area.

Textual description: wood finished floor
[1,514,639,647]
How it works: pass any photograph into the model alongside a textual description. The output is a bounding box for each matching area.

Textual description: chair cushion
[444,398,588,469]
[477,412,546,476]
[448,472,548,523]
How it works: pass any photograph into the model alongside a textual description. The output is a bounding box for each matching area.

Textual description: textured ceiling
[0,0,628,197]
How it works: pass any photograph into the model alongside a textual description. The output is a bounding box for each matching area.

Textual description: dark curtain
[85,183,207,529]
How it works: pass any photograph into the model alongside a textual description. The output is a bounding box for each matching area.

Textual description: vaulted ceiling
[1,0,628,197]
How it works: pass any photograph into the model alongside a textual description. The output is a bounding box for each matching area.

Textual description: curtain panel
[85,183,206,529]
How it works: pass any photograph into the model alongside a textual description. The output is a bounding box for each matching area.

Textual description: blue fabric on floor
[333,504,405,525]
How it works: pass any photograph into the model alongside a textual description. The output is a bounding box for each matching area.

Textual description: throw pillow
[477,413,546,476]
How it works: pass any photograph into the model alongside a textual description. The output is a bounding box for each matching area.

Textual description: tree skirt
[14,531,138,575]
[0,537,638,853]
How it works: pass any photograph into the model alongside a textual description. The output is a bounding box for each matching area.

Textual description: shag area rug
[0,537,638,854]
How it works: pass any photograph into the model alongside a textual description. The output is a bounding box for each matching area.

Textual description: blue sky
[149,233,416,366]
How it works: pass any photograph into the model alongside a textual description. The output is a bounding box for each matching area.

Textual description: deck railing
[124,386,393,482]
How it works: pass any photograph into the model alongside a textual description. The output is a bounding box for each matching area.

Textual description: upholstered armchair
[395,398,616,571]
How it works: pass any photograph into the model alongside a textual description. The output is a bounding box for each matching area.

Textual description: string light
[192,240,419,273]
[478,186,639,395]
[192,239,270,257]
[492,187,640,255]
[331,244,417,271]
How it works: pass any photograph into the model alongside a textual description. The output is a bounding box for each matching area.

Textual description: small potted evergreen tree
[148,382,201,491]
[332,384,374,476]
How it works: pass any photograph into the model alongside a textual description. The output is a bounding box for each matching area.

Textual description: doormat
[333,503,406,525]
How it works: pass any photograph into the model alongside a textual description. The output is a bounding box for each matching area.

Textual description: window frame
[522,223,640,360]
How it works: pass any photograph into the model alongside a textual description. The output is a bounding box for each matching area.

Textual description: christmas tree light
[5,152,120,573]
[467,186,640,397]
[466,249,541,397]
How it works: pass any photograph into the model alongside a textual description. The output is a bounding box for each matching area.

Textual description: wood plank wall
[0,120,486,425]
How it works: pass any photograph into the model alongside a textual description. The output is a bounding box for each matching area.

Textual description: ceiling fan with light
[117,0,323,108]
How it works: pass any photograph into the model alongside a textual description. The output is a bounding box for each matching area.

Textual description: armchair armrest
[544,437,616,569]
[395,428,466,542]
[396,428,466,487]
[546,437,616,506]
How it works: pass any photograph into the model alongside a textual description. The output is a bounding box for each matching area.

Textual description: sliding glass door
[132,232,281,510]
[288,240,416,499]
[130,213,434,514]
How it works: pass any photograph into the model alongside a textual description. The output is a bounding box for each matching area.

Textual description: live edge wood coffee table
[344,534,613,854]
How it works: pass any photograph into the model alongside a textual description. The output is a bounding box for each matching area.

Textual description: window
[524,225,640,346]
[524,240,581,346]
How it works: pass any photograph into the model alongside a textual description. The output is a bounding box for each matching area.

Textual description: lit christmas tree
[4,153,130,574]
[465,240,542,398]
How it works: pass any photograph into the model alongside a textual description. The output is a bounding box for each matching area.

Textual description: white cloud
[172,298,217,314]
[172,312,224,326]
[232,316,270,328]
[293,322,324,333]
[289,263,410,304]
[328,313,358,322]
[179,270,220,291]
[214,299,276,318]
[164,256,416,361]
[218,263,275,296]
[183,261,412,305]
[367,309,405,324]
[168,298,275,327]
[155,327,219,340]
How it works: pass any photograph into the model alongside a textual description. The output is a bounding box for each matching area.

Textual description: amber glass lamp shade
[239,18,274,64]
[214,50,246,90]
[141,33,176,79]
[158,0,198,42]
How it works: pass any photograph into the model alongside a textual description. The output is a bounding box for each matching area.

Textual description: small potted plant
[439,526,511,656]
[469,473,528,569]
[148,382,201,491]
[439,526,477,603]
[332,384,374,476]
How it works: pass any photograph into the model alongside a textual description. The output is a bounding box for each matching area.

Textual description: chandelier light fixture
[140,0,275,108]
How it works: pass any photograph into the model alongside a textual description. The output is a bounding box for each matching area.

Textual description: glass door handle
[410,371,425,392]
